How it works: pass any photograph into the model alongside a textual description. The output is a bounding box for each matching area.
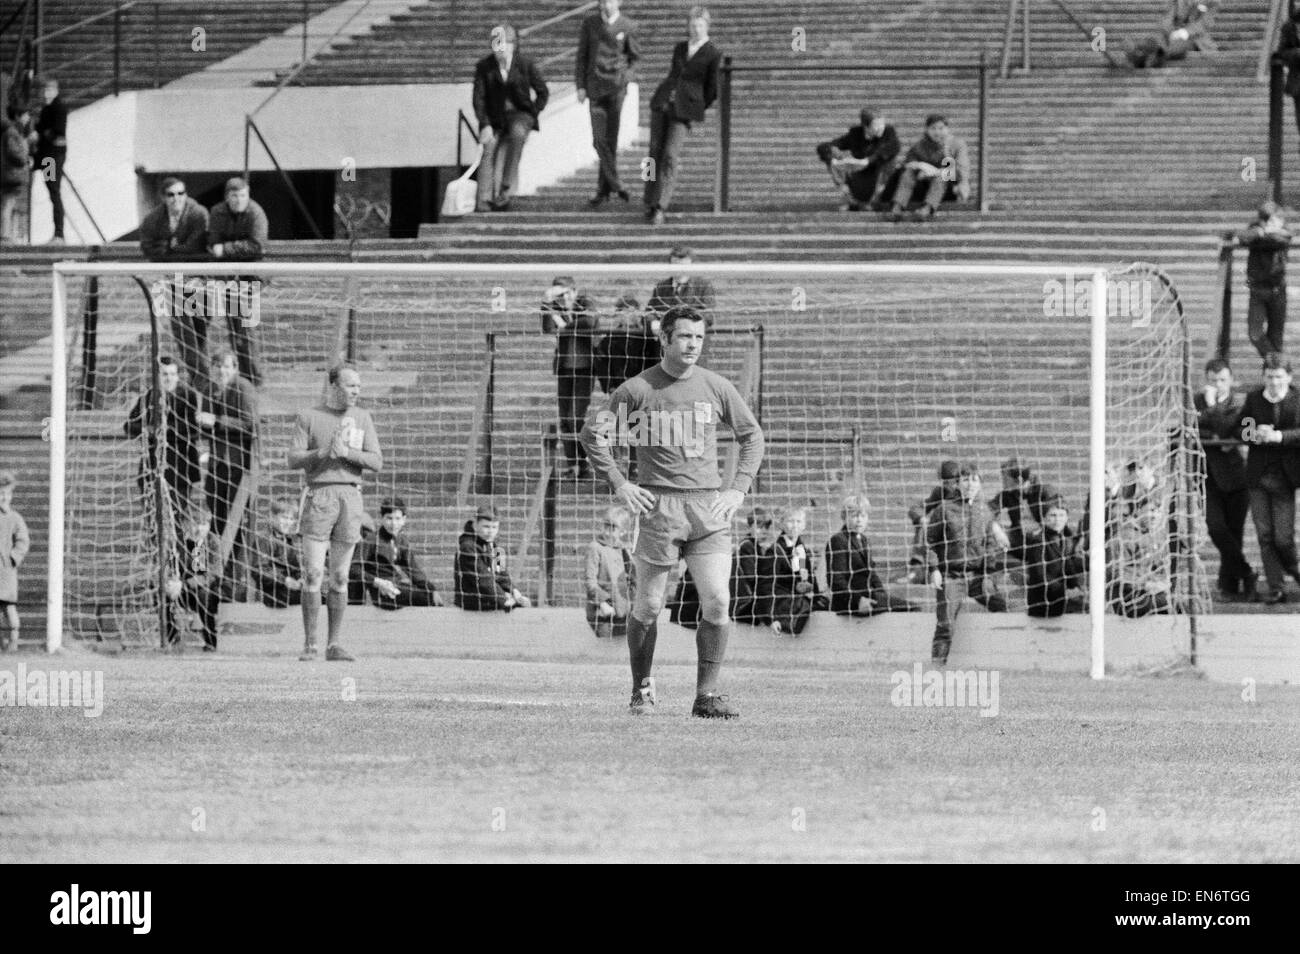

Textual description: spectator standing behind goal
[454,505,530,611]
[1230,202,1291,360]
[646,246,717,328]
[252,500,302,608]
[1,105,31,244]
[1127,0,1218,68]
[585,507,635,638]
[124,355,205,525]
[902,459,960,584]
[163,504,223,651]
[0,471,30,652]
[287,364,383,661]
[207,177,268,386]
[1196,358,1256,601]
[826,494,919,616]
[576,0,640,207]
[926,462,1010,665]
[29,77,66,243]
[882,114,970,223]
[472,24,549,213]
[359,498,444,610]
[643,6,722,226]
[1236,353,1300,604]
[140,177,211,384]
[198,350,257,597]
[815,108,900,211]
[1022,498,1085,617]
[541,276,600,478]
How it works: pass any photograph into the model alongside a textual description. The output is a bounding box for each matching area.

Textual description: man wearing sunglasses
[140,177,212,387]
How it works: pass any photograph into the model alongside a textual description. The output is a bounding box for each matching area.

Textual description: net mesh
[56,263,1207,649]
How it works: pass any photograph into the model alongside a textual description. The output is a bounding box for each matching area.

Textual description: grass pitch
[1,649,1295,863]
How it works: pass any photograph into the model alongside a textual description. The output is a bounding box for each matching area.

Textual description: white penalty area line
[426,695,577,709]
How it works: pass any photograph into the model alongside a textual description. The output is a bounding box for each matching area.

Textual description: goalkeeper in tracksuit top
[580,305,764,719]
[287,363,383,662]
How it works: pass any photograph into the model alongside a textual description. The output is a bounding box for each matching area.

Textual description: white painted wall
[29,92,139,245]
[42,80,639,240]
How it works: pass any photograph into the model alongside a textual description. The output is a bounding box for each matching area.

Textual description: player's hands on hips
[710,488,744,523]
[616,481,656,515]
[930,569,943,589]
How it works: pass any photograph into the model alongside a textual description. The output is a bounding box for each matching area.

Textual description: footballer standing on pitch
[288,364,382,661]
[580,305,764,718]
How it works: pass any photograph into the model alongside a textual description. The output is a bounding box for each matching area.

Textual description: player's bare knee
[303,567,324,591]
[327,569,349,593]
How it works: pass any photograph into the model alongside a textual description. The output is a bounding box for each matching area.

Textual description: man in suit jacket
[141,176,211,382]
[575,0,640,206]
[472,24,549,212]
[815,108,901,211]
[541,276,600,477]
[1128,0,1219,68]
[646,246,716,328]
[30,77,67,242]
[644,6,722,225]
[1197,358,1256,599]
[884,114,971,222]
[1236,353,1300,603]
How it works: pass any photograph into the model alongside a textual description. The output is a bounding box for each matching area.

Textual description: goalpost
[46,261,1206,677]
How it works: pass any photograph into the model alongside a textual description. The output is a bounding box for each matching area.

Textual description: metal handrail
[1259,0,1288,82]
[519,1,596,39]
[999,0,1020,78]
[250,0,374,117]
[29,1,141,46]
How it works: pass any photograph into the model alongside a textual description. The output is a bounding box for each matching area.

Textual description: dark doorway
[390,167,442,237]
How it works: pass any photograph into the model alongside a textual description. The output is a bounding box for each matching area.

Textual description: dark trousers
[1247,285,1287,359]
[1249,475,1299,590]
[477,112,533,206]
[207,459,248,595]
[1128,34,1193,67]
[589,88,627,195]
[837,589,920,616]
[168,311,209,390]
[255,578,301,609]
[816,144,888,205]
[736,593,813,635]
[934,574,1006,641]
[1205,480,1253,589]
[644,109,689,212]
[557,370,594,466]
[1027,583,1084,617]
[890,167,948,211]
[40,153,65,237]
[371,581,441,610]
[167,584,218,648]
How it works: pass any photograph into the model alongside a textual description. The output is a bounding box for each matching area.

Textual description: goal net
[48,262,1207,671]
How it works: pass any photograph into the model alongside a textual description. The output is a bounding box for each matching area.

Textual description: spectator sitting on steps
[1127,0,1219,69]
[882,114,970,223]
[815,107,900,212]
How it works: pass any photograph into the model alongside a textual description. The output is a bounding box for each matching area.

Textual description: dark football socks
[625,614,659,689]
[695,620,730,697]
[326,590,345,646]
[301,591,321,647]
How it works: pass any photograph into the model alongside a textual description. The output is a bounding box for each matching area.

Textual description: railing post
[978,51,990,212]
[1216,240,1234,360]
[302,0,309,66]
[79,272,100,410]
[1022,0,1030,72]
[1270,59,1284,203]
[541,431,557,606]
[483,332,496,491]
[243,114,251,182]
[113,4,120,96]
[715,55,732,213]
[1000,0,1018,79]
[32,0,41,77]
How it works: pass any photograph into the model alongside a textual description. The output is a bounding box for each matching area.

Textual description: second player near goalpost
[580,304,765,719]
